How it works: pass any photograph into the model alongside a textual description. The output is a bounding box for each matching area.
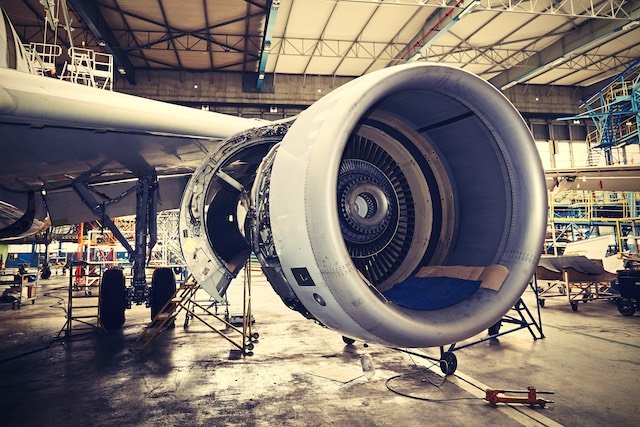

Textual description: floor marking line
[545,324,640,349]
[410,350,564,427]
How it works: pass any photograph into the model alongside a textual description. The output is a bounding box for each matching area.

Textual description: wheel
[252,332,260,340]
[538,298,545,307]
[571,302,579,312]
[99,269,126,331]
[617,299,636,317]
[151,268,177,326]
[40,266,51,280]
[246,342,254,351]
[439,351,457,376]
[342,336,356,345]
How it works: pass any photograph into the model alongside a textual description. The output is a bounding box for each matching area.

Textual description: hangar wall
[115,70,603,169]
[115,70,586,116]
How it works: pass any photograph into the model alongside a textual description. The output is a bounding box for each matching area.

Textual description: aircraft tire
[151,268,176,327]
[99,269,126,331]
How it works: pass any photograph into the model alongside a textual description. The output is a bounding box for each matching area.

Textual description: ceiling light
[622,20,639,31]
[193,84,199,89]
[117,66,126,75]
[573,120,581,125]
[535,97,539,101]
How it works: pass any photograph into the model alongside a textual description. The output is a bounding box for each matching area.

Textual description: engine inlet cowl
[264,63,546,347]
[179,63,546,349]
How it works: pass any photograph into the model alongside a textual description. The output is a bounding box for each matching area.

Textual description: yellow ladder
[131,274,258,355]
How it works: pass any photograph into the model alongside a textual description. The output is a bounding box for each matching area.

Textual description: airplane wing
[545,164,640,192]
[0,68,262,231]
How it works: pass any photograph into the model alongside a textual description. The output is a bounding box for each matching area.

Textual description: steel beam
[335,0,633,20]
[491,4,640,90]
[391,0,479,65]
[67,0,135,83]
[156,0,183,71]
[257,0,279,90]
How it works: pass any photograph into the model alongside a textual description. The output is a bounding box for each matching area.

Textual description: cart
[0,273,37,309]
[616,269,640,316]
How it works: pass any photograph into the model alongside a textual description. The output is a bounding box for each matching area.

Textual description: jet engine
[179,63,546,348]
[0,188,51,239]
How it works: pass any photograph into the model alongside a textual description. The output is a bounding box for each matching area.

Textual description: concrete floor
[1,271,639,426]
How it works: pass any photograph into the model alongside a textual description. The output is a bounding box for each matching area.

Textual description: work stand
[131,263,259,357]
[396,279,544,376]
[57,260,104,339]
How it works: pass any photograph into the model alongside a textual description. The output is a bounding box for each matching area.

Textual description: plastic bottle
[360,353,375,379]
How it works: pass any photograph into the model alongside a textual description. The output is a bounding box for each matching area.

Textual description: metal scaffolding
[561,59,640,165]
[546,190,640,255]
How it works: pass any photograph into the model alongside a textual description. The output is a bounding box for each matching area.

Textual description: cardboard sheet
[414,264,509,291]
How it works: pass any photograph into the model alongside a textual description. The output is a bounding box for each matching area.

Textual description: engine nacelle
[0,188,51,240]
[180,63,546,348]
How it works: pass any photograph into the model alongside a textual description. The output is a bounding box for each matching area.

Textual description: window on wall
[570,125,587,141]
[531,123,550,140]
[552,124,570,141]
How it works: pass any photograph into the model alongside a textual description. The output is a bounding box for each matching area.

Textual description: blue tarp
[382,276,481,311]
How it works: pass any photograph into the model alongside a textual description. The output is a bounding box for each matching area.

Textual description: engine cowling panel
[180,63,546,348]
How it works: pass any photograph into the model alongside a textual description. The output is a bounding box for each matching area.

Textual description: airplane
[545,164,640,192]
[0,5,547,354]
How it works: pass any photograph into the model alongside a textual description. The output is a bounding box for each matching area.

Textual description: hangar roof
[4,0,639,89]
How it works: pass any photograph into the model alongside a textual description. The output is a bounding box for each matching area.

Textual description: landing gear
[99,269,126,331]
[571,301,579,312]
[439,351,457,375]
[73,175,159,312]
